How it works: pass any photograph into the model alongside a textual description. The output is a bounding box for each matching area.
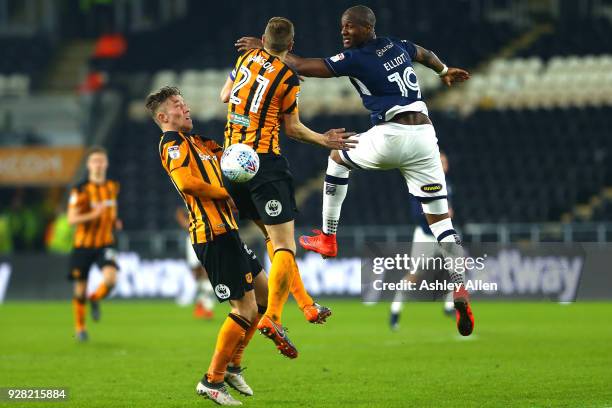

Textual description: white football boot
[225,367,253,396]
[196,380,242,406]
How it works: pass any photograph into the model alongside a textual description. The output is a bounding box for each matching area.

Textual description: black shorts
[225,153,298,225]
[68,246,119,281]
[192,230,263,303]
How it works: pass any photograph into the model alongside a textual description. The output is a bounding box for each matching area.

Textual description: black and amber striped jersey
[159,131,238,244]
[69,179,119,248]
[224,48,300,155]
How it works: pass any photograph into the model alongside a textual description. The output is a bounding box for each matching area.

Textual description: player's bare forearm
[285,54,333,78]
[283,113,358,150]
[285,122,327,147]
[414,45,445,73]
[234,37,332,78]
[414,44,470,86]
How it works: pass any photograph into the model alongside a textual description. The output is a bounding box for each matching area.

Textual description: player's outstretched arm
[283,111,357,150]
[284,54,333,78]
[172,167,230,200]
[235,37,333,78]
[413,44,470,87]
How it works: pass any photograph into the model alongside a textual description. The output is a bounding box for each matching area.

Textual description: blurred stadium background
[1,0,611,299]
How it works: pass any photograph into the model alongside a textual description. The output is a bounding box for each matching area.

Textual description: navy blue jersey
[324,37,426,125]
[410,181,453,236]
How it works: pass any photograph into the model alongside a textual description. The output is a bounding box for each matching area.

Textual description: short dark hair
[264,17,294,53]
[145,86,182,124]
[343,5,376,28]
[86,145,107,159]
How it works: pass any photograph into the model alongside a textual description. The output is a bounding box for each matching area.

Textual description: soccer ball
[220,143,260,183]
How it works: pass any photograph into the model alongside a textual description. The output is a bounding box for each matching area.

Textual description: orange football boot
[453,285,474,336]
[257,315,298,359]
[302,302,332,324]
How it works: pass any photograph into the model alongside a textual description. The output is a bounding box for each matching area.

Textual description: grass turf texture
[1,300,611,408]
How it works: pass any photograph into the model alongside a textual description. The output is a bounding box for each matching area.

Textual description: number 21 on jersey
[230,66,270,113]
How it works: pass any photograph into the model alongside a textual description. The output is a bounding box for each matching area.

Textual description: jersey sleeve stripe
[283,100,297,114]
[193,196,213,241]
[206,159,236,228]
[283,83,296,97]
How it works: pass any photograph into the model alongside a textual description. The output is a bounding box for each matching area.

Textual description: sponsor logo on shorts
[421,183,442,193]
[168,145,180,160]
[265,200,282,217]
[215,284,231,299]
[243,243,256,259]
[245,272,253,284]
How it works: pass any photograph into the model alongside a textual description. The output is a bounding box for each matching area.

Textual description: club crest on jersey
[330,53,345,62]
[168,145,180,160]
[215,284,231,299]
[265,200,282,217]
[421,183,443,193]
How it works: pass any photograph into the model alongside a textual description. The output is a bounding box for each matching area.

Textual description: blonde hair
[264,17,294,53]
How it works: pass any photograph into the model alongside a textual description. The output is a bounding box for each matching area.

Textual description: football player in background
[67,146,121,341]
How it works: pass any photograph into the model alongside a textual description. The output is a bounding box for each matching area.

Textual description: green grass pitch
[1,300,611,407]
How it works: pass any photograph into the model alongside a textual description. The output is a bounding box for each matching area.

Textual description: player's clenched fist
[323,128,358,151]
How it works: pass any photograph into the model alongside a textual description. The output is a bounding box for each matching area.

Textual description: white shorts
[338,123,447,201]
[186,236,200,269]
